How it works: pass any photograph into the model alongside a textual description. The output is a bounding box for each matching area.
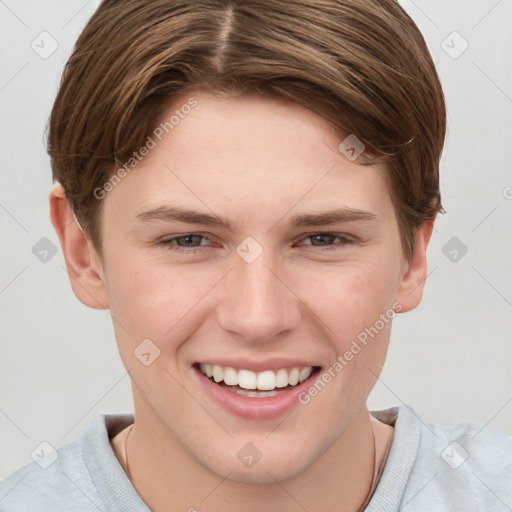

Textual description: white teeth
[223,367,238,386]
[199,363,213,378]
[198,364,315,391]
[238,369,257,390]
[275,369,289,388]
[229,387,285,398]
[288,368,299,386]
[212,365,223,383]
[257,370,275,391]
[299,367,313,383]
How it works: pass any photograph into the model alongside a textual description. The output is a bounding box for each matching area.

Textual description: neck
[112,401,393,512]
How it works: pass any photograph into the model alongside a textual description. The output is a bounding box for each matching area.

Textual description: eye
[156,232,354,255]
[300,233,354,249]
[158,233,211,251]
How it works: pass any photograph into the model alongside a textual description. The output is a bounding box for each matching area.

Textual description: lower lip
[193,366,320,421]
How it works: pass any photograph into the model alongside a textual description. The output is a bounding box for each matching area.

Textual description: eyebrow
[135,206,236,231]
[289,208,377,227]
[135,205,378,231]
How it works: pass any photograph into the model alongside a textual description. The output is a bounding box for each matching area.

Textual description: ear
[395,220,434,313]
[49,183,109,310]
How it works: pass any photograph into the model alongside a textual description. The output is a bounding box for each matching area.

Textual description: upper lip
[194,358,322,373]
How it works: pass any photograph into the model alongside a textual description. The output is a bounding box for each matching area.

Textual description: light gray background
[1,0,511,480]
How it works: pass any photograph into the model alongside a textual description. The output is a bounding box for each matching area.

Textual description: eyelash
[157,233,354,253]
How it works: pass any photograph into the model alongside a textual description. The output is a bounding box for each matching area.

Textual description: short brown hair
[48,0,446,261]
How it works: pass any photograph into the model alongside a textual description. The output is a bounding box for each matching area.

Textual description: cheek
[290,258,399,398]
[294,259,400,334]
[104,254,223,341]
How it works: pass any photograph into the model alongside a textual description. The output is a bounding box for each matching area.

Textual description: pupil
[178,235,201,247]
[311,234,334,246]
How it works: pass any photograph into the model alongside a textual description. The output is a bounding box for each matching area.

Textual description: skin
[50,90,433,512]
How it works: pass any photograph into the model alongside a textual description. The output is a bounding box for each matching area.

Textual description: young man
[1,0,510,510]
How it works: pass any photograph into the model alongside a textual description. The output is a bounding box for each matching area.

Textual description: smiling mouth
[195,363,321,398]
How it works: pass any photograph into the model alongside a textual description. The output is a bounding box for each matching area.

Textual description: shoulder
[0,413,134,512]
[0,436,102,511]
[397,405,512,510]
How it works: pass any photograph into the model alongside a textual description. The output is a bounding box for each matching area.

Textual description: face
[80,91,422,483]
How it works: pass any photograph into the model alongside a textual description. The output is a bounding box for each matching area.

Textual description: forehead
[104,91,395,225]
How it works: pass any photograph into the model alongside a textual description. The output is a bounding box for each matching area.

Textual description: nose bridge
[216,248,301,342]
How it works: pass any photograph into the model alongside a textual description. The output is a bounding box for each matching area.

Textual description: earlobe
[395,220,434,313]
[49,183,109,310]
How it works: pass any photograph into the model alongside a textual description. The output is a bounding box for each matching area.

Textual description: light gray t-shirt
[1,404,511,511]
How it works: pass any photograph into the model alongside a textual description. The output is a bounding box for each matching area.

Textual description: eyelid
[299,231,357,251]
[156,231,356,253]
[294,231,355,245]
[157,232,214,251]
[159,232,212,242]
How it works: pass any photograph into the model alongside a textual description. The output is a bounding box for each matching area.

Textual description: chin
[224,459,310,485]
[198,437,321,485]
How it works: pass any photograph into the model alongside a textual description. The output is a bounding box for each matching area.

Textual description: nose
[215,249,302,344]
